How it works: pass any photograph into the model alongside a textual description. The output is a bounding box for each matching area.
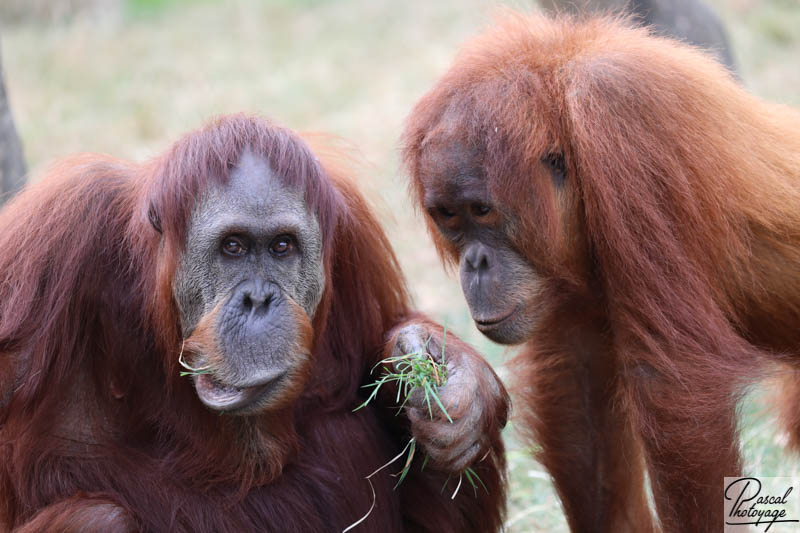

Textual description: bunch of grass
[356,330,452,423]
[343,328,486,532]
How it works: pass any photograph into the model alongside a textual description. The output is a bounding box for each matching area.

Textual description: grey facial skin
[458,241,541,345]
[420,137,542,345]
[173,149,324,413]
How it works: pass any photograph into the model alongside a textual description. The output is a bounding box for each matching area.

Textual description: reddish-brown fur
[403,12,800,533]
[0,115,506,532]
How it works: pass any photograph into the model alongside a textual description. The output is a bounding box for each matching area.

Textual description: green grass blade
[428,382,453,423]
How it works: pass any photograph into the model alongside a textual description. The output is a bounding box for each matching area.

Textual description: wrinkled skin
[172,149,323,414]
[388,323,509,472]
[418,137,543,345]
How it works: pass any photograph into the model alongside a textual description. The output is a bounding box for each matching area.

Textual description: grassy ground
[2,0,799,530]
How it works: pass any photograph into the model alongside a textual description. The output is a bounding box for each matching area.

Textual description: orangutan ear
[541,152,566,187]
[147,202,162,234]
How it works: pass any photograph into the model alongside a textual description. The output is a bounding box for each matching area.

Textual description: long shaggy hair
[402,11,800,532]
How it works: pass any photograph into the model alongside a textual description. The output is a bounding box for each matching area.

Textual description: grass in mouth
[177,341,212,377]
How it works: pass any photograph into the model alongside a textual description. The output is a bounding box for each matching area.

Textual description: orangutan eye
[542,152,566,185]
[269,235,294,256]
[221,236,248,256]
[472,204,491,217]
[437,206,457,219]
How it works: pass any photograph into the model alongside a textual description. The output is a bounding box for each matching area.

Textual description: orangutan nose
[237,280,276,317]
[464,242,491,273]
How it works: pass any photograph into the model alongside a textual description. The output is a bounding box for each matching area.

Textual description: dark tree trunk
[0,40,26,207]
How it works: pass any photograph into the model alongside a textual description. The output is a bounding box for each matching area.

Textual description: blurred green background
[1,0,799,530]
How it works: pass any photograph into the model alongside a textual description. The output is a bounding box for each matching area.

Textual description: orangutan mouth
[474,305,518,330]
[192,372,285,413]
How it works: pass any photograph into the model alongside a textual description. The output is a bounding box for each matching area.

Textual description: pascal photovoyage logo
[725,477,800,531]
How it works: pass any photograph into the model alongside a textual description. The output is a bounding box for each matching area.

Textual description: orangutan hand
[388,322,509,473]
